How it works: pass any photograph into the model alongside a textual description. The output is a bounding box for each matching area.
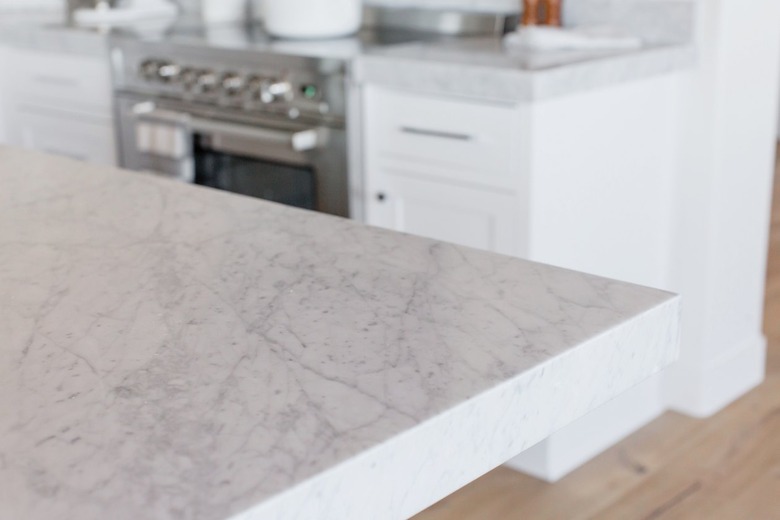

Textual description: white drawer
[7,48,112,114]
[365,87,519,190]
[12,107,116,166]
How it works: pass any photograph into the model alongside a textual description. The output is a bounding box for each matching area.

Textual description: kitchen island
[0,147,679,520]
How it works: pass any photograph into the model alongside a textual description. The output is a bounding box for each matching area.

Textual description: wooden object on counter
[521,0,540,25]
[521,0,562,27]
[544,0,562,26]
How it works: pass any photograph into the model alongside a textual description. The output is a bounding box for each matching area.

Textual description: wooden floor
[414,150,780,520]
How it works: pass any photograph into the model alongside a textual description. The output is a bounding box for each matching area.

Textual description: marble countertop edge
[228,295,681,520]
[528,43,697,101]
[355,43,696,103]
[0,121,683,520]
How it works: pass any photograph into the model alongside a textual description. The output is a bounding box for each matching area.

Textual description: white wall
[526,75,680,291]
[509,0,780,479]
[664,0,780,417]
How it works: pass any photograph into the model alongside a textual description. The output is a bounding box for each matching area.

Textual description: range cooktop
[109,21,451,61]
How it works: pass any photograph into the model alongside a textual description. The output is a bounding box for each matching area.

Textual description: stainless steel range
[111,33,354,217]
[109,11,515,219]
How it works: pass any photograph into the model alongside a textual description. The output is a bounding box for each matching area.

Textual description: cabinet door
[366,171,522,256]
[6,47,112,114]
[14,108,116,166]
[365,87,519,191]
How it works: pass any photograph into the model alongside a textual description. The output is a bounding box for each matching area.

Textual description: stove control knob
[260,80,292,104]
[157,62,181,83]
[246,75,267,98]
[221,72,244,97]
[180,67,199,88]
[194,70,218,94]
[139,59,160,81]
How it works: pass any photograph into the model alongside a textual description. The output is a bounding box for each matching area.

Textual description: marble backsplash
[138,0,695,45]
[564,0,695,44]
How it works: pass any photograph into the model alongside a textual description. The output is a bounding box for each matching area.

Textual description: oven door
[194,136,317,210]
[116,95,349,217]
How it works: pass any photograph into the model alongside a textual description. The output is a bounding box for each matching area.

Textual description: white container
[262,0,362,39]
[200,0,246,23]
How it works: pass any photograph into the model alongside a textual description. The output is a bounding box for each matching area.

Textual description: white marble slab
[0,147,680,520]
[355,39,696,102]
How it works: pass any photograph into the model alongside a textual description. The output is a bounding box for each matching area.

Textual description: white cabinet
[1,46,116,165]
[366,170,521,255]
[9,48,112,113]
[363,86,527,256]
[366,87,519,191]
[14,107,116,165]
[361,71,713,485]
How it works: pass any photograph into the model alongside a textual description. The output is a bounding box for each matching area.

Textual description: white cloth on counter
[504,25,643,51]
[73,0,177,27]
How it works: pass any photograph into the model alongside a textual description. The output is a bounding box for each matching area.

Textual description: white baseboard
[666,334,767,418]
[504,374,664,482]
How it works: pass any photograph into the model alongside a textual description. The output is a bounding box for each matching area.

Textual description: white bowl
[263,0,362,39]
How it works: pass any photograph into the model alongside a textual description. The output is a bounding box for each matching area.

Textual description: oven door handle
[131,102,322,153]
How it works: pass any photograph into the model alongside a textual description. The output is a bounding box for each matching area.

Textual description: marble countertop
[0,147,680,520]
[356,37,696,102]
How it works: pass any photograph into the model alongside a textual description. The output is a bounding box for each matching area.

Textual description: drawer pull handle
[32,76,80,87]
[42,148,87,162]
[376,192,387,202]
[400,126,473,141]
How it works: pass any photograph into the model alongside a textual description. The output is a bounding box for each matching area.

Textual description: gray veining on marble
[0,147,680,520]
